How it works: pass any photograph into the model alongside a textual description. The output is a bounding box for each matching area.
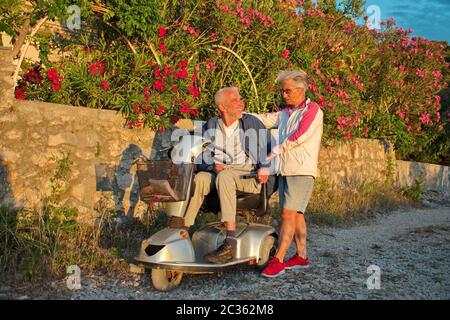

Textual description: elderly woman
[254,70,324,277]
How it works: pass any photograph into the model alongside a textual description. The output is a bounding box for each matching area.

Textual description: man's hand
[266,153,276,161]
[214,163,224,173]
[266,144,282,161]
[257,167,270,184]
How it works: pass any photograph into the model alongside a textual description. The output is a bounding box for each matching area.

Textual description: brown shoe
[205,242,233,264]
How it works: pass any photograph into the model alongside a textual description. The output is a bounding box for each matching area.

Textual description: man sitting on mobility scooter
[183,87,273,264]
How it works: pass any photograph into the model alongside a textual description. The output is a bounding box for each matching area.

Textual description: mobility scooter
[134,132,278,291]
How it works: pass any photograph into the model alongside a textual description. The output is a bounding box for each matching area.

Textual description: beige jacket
[253,99,323,177]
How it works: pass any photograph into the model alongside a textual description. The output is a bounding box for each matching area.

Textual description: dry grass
[0,153,165,284]
[0,203,169,284]
[306,178,418,226]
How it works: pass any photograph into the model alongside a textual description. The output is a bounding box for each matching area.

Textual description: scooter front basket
[136,160,194,202]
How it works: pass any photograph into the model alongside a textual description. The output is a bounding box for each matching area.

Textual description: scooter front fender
[134,228,195,264]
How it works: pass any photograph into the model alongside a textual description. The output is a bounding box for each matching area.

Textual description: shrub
[10,0,449,162]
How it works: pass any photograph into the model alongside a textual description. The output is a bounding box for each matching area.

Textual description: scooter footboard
[191,222,276,262]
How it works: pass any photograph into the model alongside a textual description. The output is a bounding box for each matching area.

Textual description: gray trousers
[184,165,261,226]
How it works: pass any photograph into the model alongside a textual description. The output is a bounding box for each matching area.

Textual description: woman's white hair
[276,70,308,89]
[214,86,239,106]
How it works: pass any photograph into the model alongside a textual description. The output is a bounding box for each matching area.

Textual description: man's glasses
[279,87,302,95]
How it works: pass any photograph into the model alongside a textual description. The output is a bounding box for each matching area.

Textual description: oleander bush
[6,0,449,163]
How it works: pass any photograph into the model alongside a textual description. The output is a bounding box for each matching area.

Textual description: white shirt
[213,119,248,165]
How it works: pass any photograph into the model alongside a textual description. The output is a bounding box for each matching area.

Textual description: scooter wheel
[151,269,183,291]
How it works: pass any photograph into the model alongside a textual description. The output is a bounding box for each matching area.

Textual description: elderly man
[183,87,271,264]
[253,70,323,277]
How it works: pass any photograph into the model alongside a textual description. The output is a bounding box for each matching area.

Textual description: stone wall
[0,98,156,221]
[317,138,394,187]
[395,160,450,193]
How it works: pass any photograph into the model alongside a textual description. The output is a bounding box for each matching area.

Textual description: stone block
[48,132,79,146]
[0,112,17,123]
[0,150,19,164]
[4,130,22,140]
[75,150,95,161]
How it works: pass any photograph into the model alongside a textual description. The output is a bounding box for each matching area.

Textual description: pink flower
[387,17,397,25]
[179,101,190,113]
[337,116,350,126]
[344,132,352,140]
[154,79,165,91]
[308,83,317,93]
[47,68,59,82]
[190,108,199,117]
[419,112,432,125]
[15,87,26,100]
[24,69,42,84]
[317,95,326,107]
[88,61,105,75]
[159,41,168,56]
[172,115,180,124]
[206,60,216,71]
[435,95,441,105]
[432,70,443,79]
[210,33,218,41]
[415,69,425,79]
[101,80,109,90]
[182,25,199,36]
[133,103,140,112]
[154,67,162,78]
[174,69,188,80]
[336,90,351,99]
[51,82,61,91]
[220,5,230,13]
[158,26,167,38]
[395,110,405,119]
[163,67,173,77]
[189,85,200,99]
[156,105,165,116]
[281,49,290,59]
[178,60,189,69]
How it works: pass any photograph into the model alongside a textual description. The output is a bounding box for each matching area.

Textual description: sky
[360,0,450,43]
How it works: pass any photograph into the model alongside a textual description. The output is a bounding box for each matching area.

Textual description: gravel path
[3,204,450,300]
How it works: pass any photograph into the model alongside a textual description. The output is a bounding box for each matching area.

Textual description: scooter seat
[202,190,264,214]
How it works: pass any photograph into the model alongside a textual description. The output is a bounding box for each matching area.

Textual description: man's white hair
[214,86,239,106]
[276,70,308,89]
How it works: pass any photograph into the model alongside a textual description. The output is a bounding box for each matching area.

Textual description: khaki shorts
[278,175,315,213]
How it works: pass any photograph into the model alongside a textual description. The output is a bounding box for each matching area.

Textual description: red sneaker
[283,255,309,269]
[261,257,285,278]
